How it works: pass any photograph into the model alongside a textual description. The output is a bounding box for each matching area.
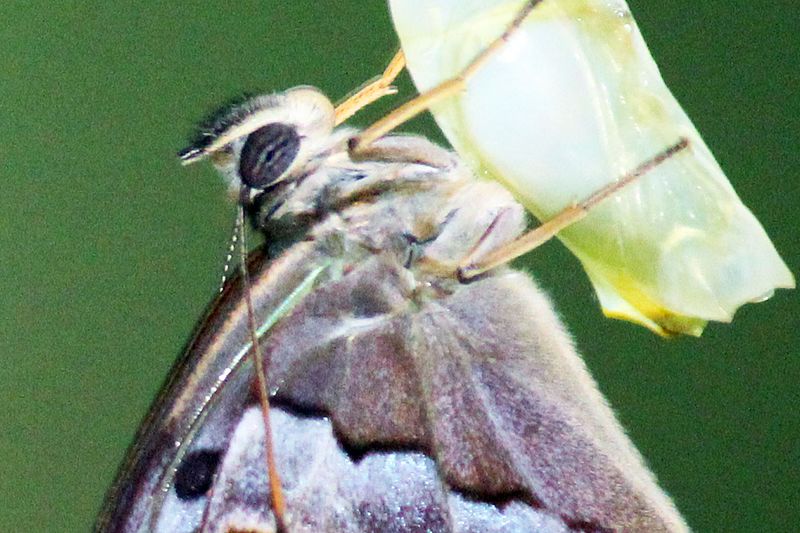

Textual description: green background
[1,2,797,531]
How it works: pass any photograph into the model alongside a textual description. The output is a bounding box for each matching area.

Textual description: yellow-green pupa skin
[390,0,794,335]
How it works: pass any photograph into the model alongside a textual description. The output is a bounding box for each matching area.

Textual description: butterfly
[93,86,690,531]
[94,3,694,532]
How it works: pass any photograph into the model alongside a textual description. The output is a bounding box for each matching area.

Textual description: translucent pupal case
[389,0,794,335]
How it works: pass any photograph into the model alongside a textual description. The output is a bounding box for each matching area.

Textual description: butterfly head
[178,86,339,195]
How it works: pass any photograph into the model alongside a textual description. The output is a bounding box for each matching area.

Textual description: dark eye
[239,122,300,189]
[174,449,222,500]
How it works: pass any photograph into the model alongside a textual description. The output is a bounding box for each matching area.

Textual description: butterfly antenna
[236,203,287,530]
[218,215,241,293]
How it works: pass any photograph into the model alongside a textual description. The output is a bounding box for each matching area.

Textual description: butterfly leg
[413,183,527,278]
[458,138,690,279]
[334,49,406,125]
[349,0,544,153]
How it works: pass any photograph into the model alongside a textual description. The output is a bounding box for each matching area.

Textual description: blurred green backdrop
[1,2,797,531]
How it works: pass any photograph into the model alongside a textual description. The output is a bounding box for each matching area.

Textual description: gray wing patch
[203,406,569,533]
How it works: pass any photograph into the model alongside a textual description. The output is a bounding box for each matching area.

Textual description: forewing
[265,255,688,531]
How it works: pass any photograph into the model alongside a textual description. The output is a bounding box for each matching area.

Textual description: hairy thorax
[252,133,527,309]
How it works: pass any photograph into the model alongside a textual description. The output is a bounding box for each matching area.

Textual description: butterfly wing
[105,248,687,532]
[236,255,686,531]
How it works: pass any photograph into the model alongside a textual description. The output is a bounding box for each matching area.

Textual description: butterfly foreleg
[333,49,406,126]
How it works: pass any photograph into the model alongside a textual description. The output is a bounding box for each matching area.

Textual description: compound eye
[239,122,300,189]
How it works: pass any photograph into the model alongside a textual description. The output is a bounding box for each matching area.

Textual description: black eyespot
[239,122,300,189]
[174,449,222,501]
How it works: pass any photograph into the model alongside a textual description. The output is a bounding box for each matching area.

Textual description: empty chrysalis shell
[389,0,794,335]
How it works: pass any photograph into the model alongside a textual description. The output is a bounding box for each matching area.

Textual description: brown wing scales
[261,253,682,531]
